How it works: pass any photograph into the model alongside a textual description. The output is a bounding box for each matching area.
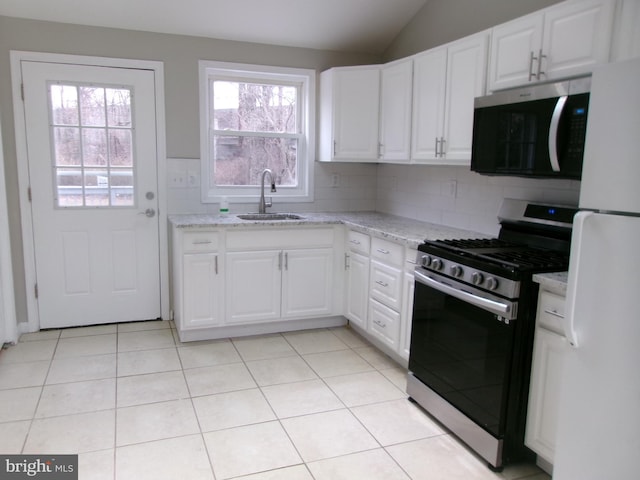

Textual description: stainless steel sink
[236,213,304,221]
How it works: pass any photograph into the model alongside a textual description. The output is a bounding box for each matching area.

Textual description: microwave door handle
[548,95,568,172]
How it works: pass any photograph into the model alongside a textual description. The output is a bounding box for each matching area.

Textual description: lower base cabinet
[525,289,569,473]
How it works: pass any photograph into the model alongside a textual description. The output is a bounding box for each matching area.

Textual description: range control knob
[486,277,499,291]
[431,259,443,271]
[471,272,484,285]
[450,265,464,278]
[420,255,432,267]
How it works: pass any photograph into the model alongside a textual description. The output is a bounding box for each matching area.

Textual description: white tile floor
[0,321,551,480]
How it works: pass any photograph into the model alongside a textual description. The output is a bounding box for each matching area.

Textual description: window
[199,61,315,203]
[48,82,135,207]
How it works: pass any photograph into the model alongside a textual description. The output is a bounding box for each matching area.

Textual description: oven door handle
[415,270,516,319]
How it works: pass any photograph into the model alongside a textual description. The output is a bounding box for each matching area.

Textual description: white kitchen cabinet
[225,227,337,325]
[489,0,615,91]
[379,58,413,163]
[399,248,417,361]
[411,32,488,165]
[319,65,380,162]
[611,0,640,62]
[526,289,569,473]
[225,250,282,324]
[344,230,371,329]
[182,253,222,329]
[173,230,223,332]
[282,248,334,319]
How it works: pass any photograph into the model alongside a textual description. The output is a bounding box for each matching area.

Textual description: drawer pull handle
[373,319,386,329]
[376,248,390,254]
[350,239,361,245]
[375,280,389,288]
[192,240,213,245]
[543,309,565,319]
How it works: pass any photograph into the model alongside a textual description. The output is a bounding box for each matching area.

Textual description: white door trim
[10,50,169,333]
[0,113,19,344]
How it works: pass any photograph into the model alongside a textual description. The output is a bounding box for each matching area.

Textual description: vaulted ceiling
[0,0,429,54]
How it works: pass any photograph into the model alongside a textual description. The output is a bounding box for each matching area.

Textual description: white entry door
[21,61,161,328]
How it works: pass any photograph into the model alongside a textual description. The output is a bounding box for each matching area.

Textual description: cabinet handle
[375,280,389,288]
[345,253,350,270]
[543,308,565,319]
[435,137,440,156]
[333,140,337,156]
[528,51,538,81]
[284,252,288,271]
[373,319,386,329]
[215,256,218,275]
[378,142,384,158]
[278,251,283,270]
[349,239,361,245]
[376,248,390,255]
[537,49,546,80]
[440,137,446,157]
[193,240,212,245]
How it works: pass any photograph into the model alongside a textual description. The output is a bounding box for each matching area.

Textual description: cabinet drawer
[346,230,370,254]
[227,227,334,250]
[182,231,220,253]
[537,290,566,335]
[371,237,404,266]
[370,260,403,311]
[404,247,418,272]
[369,298,400,348]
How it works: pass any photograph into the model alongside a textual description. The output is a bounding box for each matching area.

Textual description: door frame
[10,51,169,333]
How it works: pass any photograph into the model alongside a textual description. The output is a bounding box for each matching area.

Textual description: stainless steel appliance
[407,198,577,470]
[554,58,640,480]
[471,78,590,179]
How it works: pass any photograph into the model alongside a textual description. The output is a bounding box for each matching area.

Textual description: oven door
[409,268,518,438]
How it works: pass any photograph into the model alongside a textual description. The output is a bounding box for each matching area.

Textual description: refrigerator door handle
[548,95,568,173]
[564,210,595,348]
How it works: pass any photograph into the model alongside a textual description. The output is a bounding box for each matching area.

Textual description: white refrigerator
[554,58,640,479]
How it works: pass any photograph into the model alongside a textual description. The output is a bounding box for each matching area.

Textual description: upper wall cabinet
[412,32,489,165]
[379,58,413,163]
[319,65,380,162]
[611,0,640,62]
[489,0,616,91]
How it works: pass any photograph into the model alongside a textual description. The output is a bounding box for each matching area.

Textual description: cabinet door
[611,0,640,62]
[525,327,569,465]
[380,59,413,163]
[399,270,415,361]
[368,298,400,349]
[225,251,281,324]
[182,253,221,329]
[542,0,615,81]
[282,248,334,319]
[345,251,369,329]
[329,66,381,161]
[411,48,447,161]
[370,260,403,311]
[442,33,488,163]
[489,13,543,91]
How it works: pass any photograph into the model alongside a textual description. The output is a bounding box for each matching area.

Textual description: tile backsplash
[376,164,580,235]
[166,158,579,236]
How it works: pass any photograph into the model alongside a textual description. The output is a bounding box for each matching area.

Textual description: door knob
[139,208,156,218]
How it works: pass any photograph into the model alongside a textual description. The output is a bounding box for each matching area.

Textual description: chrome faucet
[258,169,276,214]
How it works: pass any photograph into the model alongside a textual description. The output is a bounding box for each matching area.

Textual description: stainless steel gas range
[407,198,577,470]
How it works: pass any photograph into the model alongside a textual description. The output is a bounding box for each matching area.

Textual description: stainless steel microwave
[471,78,591,179]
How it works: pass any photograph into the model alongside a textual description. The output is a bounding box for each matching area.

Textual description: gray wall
[0,15,379,327]
[383,0,563,61]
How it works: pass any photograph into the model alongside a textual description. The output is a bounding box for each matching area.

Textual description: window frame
[198,60,315,204]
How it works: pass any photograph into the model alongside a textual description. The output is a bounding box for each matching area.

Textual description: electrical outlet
[330,173,340,187]
[168,169,186,188]
[187,170,199,188]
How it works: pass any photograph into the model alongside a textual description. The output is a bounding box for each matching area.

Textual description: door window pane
[48,82,135,207]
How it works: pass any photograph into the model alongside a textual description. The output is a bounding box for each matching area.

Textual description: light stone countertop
[168,211,489,249]
[533,271,569,296]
